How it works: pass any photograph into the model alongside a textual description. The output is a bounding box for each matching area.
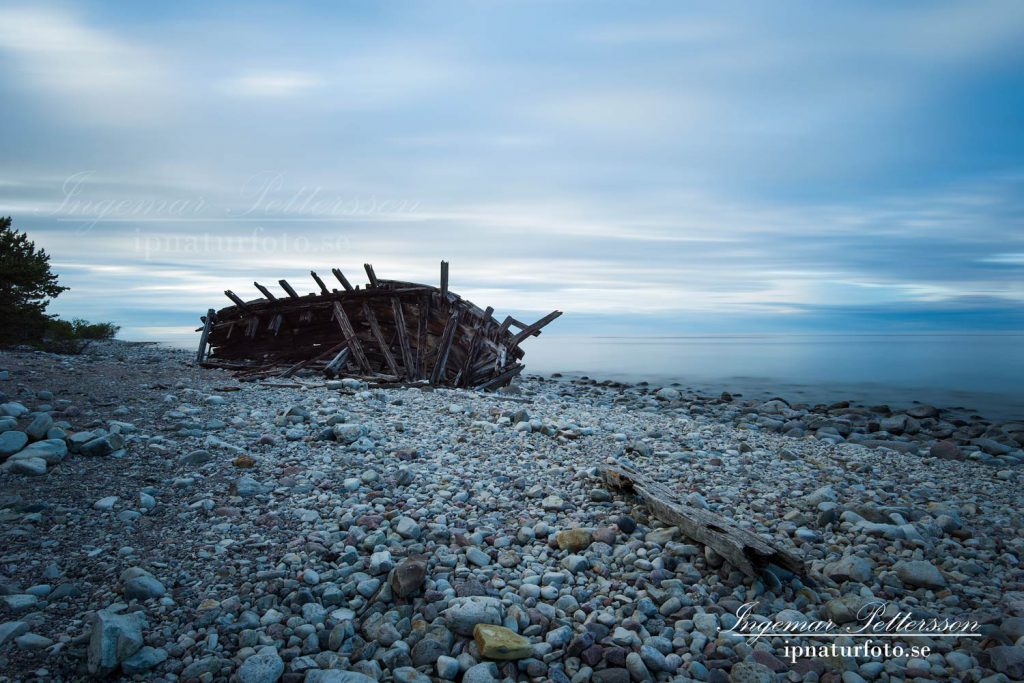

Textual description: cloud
[225,71,322,98]
[0,6,173,125]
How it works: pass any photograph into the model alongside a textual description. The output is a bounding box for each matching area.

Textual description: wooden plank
[510,310,563,347]
[362,302,401,377]
[278,279,300,299]
[282,341,346,377]
[416,294,430,380]
[429,310,460,385]
[254,282,277,300]
[440,260,449,298]
[475,362,523,391]
[364,263,379,288]
[602,463,806,580]
[196,309,215,363]
[391,298,416,380]
[268,314,283,335]
[310,271,330,294]
[324,347,351,377]
[331,268,354,292]
[224,290,250,310]
[331,301,371,372]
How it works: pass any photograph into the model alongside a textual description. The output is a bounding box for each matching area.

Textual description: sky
[1,0,1023,343]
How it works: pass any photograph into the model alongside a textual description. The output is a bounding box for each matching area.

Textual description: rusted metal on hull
[197,262,561,390]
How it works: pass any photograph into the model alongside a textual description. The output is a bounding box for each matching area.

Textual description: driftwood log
[603,462,806,580]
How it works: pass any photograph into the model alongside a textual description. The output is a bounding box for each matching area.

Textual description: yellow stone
[233,454,254,468]
[555,528,593,553]
[474,624,533,660]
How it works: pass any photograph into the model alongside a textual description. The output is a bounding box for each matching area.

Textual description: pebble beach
[1,341,1022,682]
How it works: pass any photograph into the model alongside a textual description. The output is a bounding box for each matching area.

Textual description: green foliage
[0,216,68,343]
[1,217,119,351]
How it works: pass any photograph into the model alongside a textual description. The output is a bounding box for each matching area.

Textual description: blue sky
[1,1,1022,341]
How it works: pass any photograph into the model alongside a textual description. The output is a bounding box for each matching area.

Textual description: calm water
[524,334,1024,421]
[153,329,1023,421]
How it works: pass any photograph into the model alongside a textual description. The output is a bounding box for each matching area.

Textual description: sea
[150,329,1024,422]
[523,333,1024,421]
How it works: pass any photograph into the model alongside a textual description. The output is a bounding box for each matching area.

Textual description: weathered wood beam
[510,310,563,347]
[324,347,351,377]
[602,463,806,580]
[332,268,354,292]
[196,309,215,363]
[364,263,379,288]
[475,362,523,391]
[440,260,449,298]
[278,279,300,299]
[362,302,401,377]
[429,310,460,385]
[310,271,330,295]
[331,301,371,372]
[416,295,429,380]
[254,282,278,301]
[391,298,416,380]
[282,341,346,377]
[224,290,250,310]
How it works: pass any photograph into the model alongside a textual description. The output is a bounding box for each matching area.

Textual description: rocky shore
[1,341,1022,682]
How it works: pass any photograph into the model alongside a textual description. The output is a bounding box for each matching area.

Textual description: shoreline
[0,340,1022,681]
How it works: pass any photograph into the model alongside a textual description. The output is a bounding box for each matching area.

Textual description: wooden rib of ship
[196,261,561,390]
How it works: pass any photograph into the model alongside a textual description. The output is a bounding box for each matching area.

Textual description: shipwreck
[196,261,561,390]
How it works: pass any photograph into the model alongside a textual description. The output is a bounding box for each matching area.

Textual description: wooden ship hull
[196,262,561,389]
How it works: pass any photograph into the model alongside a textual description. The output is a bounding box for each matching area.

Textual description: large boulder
[88,608,147,676]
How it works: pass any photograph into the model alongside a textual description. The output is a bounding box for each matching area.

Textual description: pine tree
[0,217,69,344]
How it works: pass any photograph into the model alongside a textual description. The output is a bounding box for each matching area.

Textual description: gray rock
[465,546,490,567]
[729,661,775,683]
[123,575,165,601]
[930,440,963,460]
[9,438,67,464]
[238,651,285,683]
[0,621,29,646]
[986,646,1024,679]
[25,413,54,441]
[181,656,223,679]
[121,646,168,674]
[2,594,38,612]
[94,496,119,510]
[462,662,499,683]
[0,402,28,417]
[0,430,28,457]
[895,560,946,589]
[411,637,447,666]
[304,671,378,683]
[80,433,125,457]
[393,666,432,683]
[626,651,653,681]
[823,555,874,584]
[436,655,460,679]
[181,449,213,465]
[394,516,421,539]
[443,596,504,635]
[15,633,52,650]
[236,476,271,497]
[332,423,366,444]
[5,456,47,475]
[88,608,147,676]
